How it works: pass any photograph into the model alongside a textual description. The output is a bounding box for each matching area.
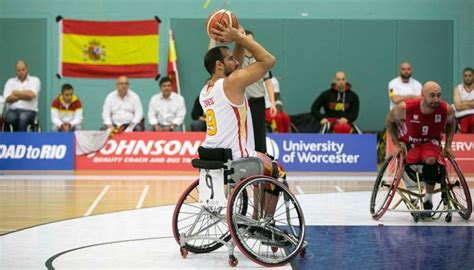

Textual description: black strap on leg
[438,165,448,205]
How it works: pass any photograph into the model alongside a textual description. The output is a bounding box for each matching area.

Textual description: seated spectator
[388,62,422,110]
[264,74,291,133]
[51,83,83,132]
[3,60,41,131]
[190,96,206,131]
[148,77,186,131]
[311,71,359,133]
[453,67,474,133]
[102,76,143,132]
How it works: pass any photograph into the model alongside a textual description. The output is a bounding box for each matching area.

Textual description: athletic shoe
[421,200,433,219]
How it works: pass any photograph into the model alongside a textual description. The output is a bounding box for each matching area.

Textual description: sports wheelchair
[320,121,362,134]
[172,147,306,267]
[370,153,472,222]
[1,115,41,132]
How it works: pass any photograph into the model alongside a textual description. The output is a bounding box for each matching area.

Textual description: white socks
[425,193,433,202]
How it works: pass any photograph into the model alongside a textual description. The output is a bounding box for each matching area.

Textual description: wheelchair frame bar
[387,209,461,213]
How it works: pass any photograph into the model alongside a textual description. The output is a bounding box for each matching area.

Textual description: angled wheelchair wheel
[445,156,472,220]
[370,154,404,220]
[172,179,248,254]
[227,176,305,267]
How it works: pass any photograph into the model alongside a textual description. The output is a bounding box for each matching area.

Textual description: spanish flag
[59,18,159,78]
[167,29,181,93]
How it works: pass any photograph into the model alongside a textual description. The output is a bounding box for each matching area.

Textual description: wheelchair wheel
[227,176,305,267]
[445,156,472,220]
[370,154,404,220]
[172,179,248,254]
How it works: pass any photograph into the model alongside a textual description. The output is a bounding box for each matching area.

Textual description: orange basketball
[206,9,239,42]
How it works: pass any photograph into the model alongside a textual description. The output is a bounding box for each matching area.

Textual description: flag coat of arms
[59,19,159,78]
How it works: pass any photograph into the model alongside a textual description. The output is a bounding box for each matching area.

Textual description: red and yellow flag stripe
[60,19,159,78]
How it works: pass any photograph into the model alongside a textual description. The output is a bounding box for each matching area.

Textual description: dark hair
[463,67,473,74]
[159,76,173,86]
[204,46,229,75]
[61,83,73,93]
[245,29,254,36]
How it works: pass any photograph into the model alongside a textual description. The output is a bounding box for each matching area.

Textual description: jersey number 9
[206,109,217,136]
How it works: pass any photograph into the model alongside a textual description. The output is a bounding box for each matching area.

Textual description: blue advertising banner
[0,133,74,170]
[266,134,377,172]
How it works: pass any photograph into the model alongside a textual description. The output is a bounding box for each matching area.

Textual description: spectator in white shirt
[102,76,143,132]
[3,60,41,131]
[453,67,474,133]
[51,83,83,132]
[388,62,422,109]
[148,76,186,131]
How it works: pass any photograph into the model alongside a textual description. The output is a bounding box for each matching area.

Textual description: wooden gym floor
[0,171,380,235]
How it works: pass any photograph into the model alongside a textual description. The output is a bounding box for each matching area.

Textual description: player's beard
[428,101,440,109]
[336,83,345,91]
[224,65,236,76]
[401,73,411,80]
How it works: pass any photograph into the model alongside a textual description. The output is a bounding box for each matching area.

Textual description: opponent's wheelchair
[370,153,472,222]
[319,121,363,134]
[172,147,306,267]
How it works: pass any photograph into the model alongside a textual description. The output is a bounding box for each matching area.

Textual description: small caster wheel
[300,247,306,257]
[271,246,279,253]
[229,255,238,267]
[180,247,188,258]
[445,214,452,223]
[412,214,420,223]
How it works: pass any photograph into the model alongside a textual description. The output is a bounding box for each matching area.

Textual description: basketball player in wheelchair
[383,81,462,220]
[172,20,305,267]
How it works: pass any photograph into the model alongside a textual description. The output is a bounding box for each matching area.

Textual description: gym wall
[0,0,471,131]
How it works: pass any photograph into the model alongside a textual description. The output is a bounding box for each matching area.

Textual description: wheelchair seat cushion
[191,159,226,170]
[198,146,232,162]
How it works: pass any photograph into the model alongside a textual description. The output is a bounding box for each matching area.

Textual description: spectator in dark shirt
[190,96,206,131]
[311,71,360,133]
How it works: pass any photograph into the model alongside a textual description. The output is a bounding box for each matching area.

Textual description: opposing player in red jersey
[386,81,456,213]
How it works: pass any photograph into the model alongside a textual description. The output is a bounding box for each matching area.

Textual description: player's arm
[5,92,19,103]
[264,77,277,117]
[444,105,456,157]
[453,86,474,111]
[208,38,216,50]
[385,102,406,155]
[232,26,246,66]
[12,89,36,100]
[388,82,417,105]
[4,81,19,103]
[213,23,275,93]
[390,94,418,105]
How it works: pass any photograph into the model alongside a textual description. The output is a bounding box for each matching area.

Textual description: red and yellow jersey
[199,79,255,160]
[51,95,83,126]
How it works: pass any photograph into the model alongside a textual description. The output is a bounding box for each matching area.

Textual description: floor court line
[84,185,110,216]
[295,185,304,195]
[136,185,149,209]
[334,186,344,192]
[0,174,380,181]
[2,192,472,269]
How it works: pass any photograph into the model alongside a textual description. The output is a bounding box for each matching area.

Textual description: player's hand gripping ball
[206,9,239,43]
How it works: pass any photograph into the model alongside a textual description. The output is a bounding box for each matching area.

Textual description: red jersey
[398,98,447,144]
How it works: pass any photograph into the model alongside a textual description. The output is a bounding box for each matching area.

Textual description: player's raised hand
[211,22,243,44]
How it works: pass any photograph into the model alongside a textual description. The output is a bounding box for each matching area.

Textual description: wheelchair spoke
[228,176,305,266]
[182,203,201,210]
[173,179,231,253]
